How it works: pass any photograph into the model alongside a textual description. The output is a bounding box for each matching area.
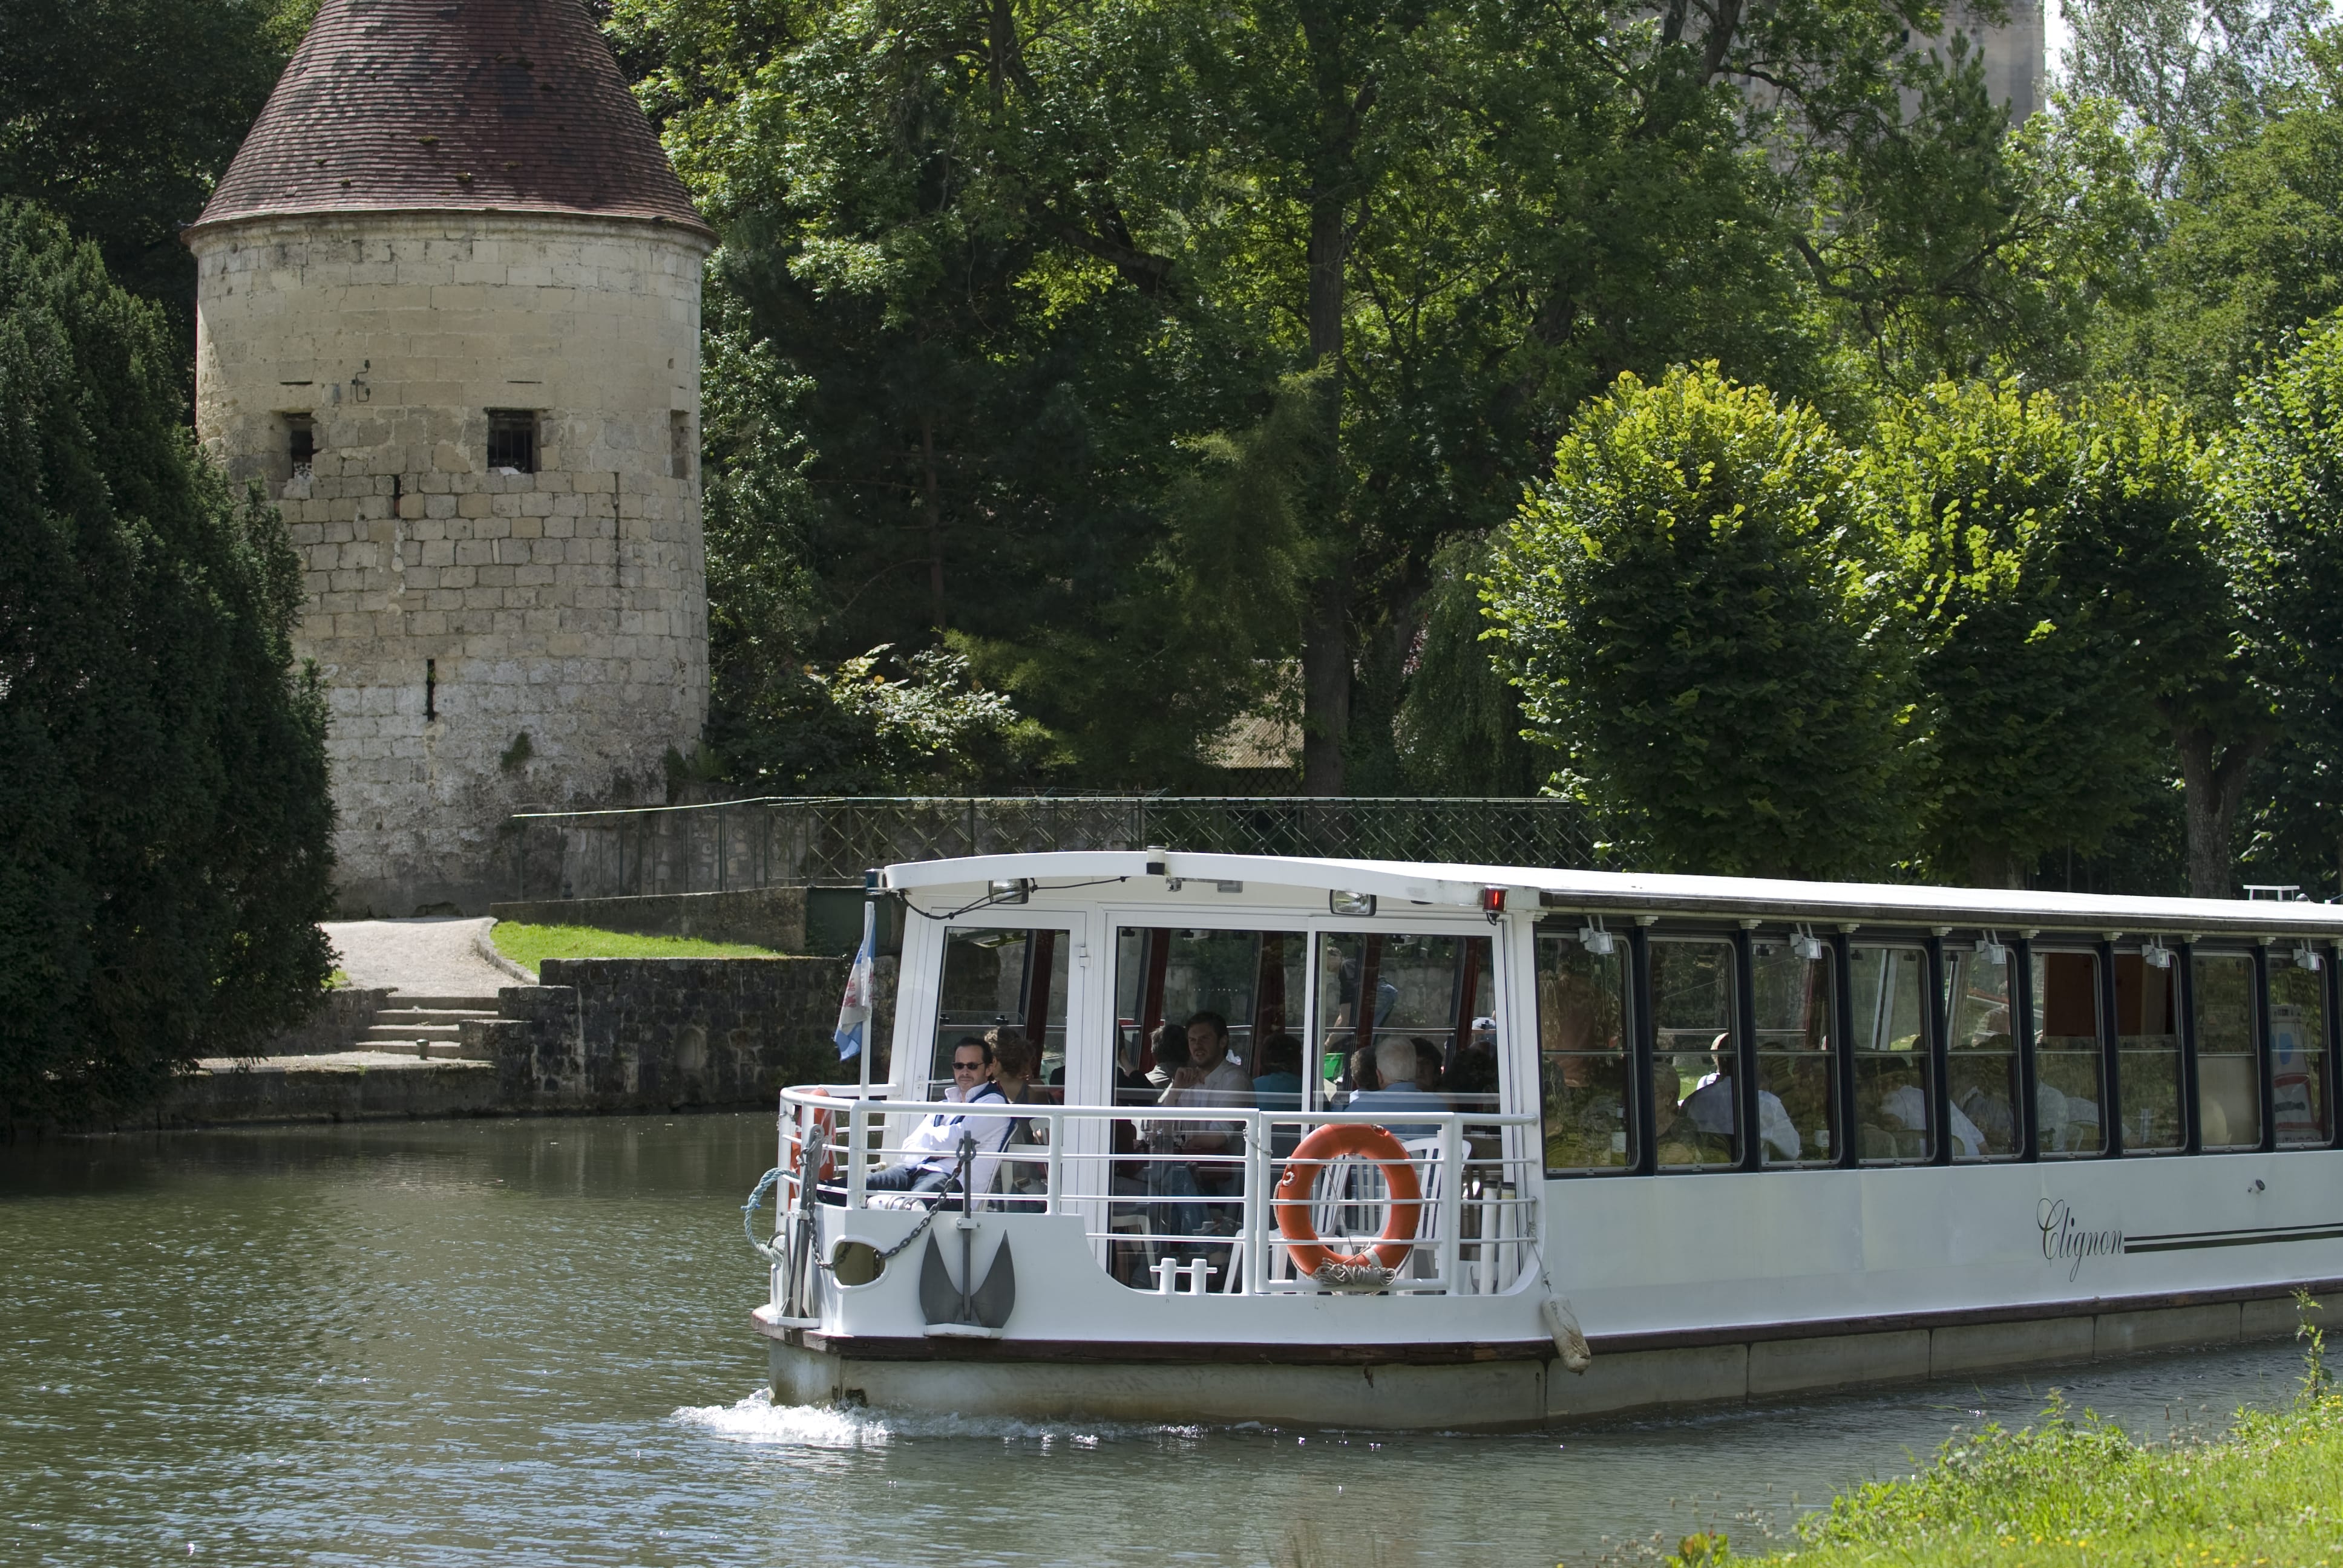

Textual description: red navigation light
[1481,887,1506,916]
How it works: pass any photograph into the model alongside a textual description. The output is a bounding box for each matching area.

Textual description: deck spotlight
[986,878,1032,904]
[1976,932,2010,967]
[1329,890,1377,918]
[2296,943,2325,973]
[2143,939,2175,970]
[1578,916,1616,956]
[1791,927,1826,963]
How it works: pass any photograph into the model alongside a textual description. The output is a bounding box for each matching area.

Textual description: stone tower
[188,0,715,916]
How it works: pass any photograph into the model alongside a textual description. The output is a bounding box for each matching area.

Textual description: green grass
[1713,1312,2343,1567]
[488,921,778,973]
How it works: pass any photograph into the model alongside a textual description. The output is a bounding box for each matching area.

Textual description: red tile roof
[190,0,711,239]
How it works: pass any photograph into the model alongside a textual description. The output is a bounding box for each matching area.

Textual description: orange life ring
[1274,1122,1423,1278]
[785,1088,837,1189]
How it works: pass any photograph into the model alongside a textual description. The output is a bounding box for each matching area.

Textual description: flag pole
[857,867,878,1097]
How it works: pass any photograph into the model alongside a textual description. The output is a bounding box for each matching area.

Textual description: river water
[0,1112,2311,1567]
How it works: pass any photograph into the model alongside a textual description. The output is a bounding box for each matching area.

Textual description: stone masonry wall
[462,956,897,1113]
[189,212,714,916]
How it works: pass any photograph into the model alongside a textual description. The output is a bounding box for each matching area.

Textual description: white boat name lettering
[2038,1199,2124,1279]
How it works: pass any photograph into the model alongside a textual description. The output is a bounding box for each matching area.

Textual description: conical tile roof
[191,0,710,238]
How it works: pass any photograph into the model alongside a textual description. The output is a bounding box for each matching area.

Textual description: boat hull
[758,1285,2317,1428]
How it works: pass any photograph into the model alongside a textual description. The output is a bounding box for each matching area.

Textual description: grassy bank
[1712,1318,2343,1567]
[489,922,778,973]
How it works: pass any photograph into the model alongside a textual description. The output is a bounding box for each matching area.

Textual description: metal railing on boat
[773,1087,1543,1302]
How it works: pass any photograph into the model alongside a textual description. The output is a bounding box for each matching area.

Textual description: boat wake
[673,1388,1202,1447]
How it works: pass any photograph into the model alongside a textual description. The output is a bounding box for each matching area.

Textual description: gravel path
[323,917,514,999]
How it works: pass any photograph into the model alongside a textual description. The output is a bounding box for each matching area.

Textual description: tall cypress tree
[0,201,334,1127]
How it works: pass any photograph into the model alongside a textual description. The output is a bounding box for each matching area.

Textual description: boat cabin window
[931,926,1069,1099]
[2115,950,2183,1154]
[1314,932,1496,1112]
[2195,951,2260,1149]
[1849,946,1936,1163]
[1945,946,2021,1159]
[1537,923,1633,1172]
[2270,950,2329,1146]
[2034,951,2105,1157]
[1114,927,1307,1107]
[1752,937,1835,1167]
[1651,939,1740,1169]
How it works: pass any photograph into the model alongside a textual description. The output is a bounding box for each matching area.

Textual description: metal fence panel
[502,796,1598,903]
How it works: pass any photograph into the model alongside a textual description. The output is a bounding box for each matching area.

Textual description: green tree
[2100,29,2343,419]
[2226,312,2343,890]
[0,201,334,1127]
[0,0,304,336]
[1486,364,1910,877]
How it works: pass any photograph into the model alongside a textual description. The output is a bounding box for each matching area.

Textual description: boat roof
[880,851,2343,940]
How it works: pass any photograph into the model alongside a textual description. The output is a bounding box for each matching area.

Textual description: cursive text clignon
[2038,1198,2125,1281]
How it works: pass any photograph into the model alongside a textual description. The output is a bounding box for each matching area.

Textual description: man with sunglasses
[864,1036,1012,1197]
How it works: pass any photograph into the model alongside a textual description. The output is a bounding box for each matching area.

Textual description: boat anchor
[919,1131,1015,1336]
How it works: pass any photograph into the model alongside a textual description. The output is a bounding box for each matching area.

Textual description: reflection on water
[0,1113,2309,1566]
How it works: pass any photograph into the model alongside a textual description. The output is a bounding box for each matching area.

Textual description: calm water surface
[0,1113,2311,1566]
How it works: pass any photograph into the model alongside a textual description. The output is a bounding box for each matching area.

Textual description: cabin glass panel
[2194,951,2261,1149]
[1650,939,1739,1169]
[1850,946,1937,1162]
[1751,938,1835,1166]
[2033,950,2106,1157]
[1945,947,2021,1158]
[1314,932,1496,1109]
[932,927,1070,1097]
[2115,951,2183,1154]
[1112,927,1307,1103]
[1536,925,1633,1172]
[2270,952,2330,1146]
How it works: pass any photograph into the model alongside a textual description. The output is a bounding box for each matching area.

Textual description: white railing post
[1242,1110,1267,1293]
[847,1098,868,1209]
[1046,1109,1062,1217]
[1437,1116,1463,1293]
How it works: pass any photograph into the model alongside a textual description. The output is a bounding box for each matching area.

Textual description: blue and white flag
[833,902,876,1060]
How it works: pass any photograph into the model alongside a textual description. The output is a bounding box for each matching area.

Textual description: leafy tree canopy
[0,201,334,1126]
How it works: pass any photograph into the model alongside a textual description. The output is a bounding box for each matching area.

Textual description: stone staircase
[359,995,504,1060]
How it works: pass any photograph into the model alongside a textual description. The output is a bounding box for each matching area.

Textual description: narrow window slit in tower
[486,409,537,474]
[287,413,315,479]
[670,411,692,480]
[425,658,437,722]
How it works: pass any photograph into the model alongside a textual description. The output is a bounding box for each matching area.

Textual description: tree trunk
[2175,725,2271,900]
[1297,18,1358,796]
[1968,845,2025,889]
[921,415,945,633]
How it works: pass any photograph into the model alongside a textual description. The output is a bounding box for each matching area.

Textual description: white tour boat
[748,851,2343,1428]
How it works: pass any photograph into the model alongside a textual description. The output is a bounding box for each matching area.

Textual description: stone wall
[461,955,896,1112]
[253,987,393,1057]
[188,212,714,917]
[488,887,807,953]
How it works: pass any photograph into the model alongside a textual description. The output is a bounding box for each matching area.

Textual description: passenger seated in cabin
[863,1037,1013,1199]
[1651,1053,1722,1165]
[1252,1033,1305,1112]
[1413,1037,1447,1096]
[986,1030,1049,1204]
[1951,1039,2017,1153]
[1346,1034,1446,1140]
[1349,1045,1380,1094]
[1450,1022,1501,1111]
[1867,1058,1987,1158]
[1148,1022,1190,1093]
[1253,1033,1306,1159]
[1682,1036,1800,1161]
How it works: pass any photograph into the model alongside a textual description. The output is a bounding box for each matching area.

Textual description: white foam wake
[672,1388,1201,1447]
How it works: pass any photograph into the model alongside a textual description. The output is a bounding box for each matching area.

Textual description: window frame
[485,408,540,474]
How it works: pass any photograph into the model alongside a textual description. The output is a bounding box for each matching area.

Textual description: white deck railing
[774,1086,1543,1303]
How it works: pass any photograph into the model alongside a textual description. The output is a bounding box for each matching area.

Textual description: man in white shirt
[867,1037,1011,1197]
[1156,1011,1254,1155]
[1681,1036,1801,1162]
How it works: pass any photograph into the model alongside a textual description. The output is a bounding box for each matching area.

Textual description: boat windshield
[931,926,1070,1098]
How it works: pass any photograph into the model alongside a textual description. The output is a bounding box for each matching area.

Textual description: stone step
[376,1007,497,1025]
[337,1037,497,1062]
[388,993,503,1011]
[364,1022,465,1042]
